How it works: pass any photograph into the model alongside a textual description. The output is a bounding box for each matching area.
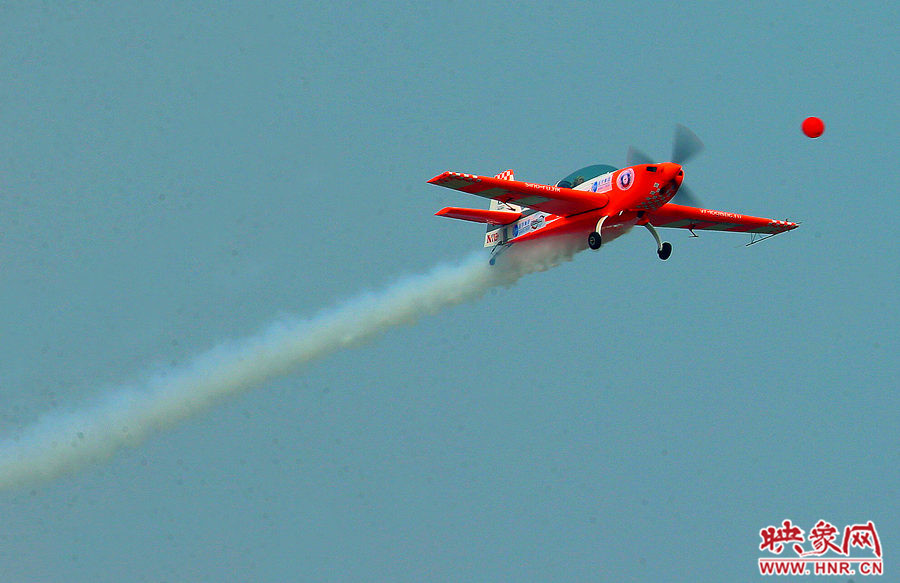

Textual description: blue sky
[1,2,897,581]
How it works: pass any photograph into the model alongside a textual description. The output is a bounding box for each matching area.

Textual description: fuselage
[491,163,683,249]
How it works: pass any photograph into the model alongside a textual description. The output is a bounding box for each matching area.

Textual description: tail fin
[484,170,520,247]
[488,170,522,215]
[432,170,522,248]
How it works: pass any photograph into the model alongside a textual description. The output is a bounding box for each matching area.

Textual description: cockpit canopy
[556,164,618,189]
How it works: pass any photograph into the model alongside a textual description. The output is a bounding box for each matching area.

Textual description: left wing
[646,203,798,234]
[428,171,608,216]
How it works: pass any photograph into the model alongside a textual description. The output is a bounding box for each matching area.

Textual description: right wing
[647,203,799,234]
[428,171,608,216]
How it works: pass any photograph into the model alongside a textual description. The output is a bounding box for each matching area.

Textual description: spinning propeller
[626,124,704,207]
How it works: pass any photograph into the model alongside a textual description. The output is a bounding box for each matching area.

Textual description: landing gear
[658,241,672,261]
[488,243,510,266]
[588,216,608,250]
[644,223,672,261]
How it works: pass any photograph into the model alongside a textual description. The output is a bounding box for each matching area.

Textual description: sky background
[1,2,897,581]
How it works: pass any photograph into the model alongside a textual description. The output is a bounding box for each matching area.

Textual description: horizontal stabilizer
[435,207,522,225]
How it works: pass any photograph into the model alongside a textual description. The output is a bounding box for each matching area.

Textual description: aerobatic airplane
[429,126,798,264]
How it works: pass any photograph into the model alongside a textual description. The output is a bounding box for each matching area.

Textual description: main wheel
[588,231,602,250]
[658,241,672,260]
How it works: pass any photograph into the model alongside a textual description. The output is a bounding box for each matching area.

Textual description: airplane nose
[659,162,683,184]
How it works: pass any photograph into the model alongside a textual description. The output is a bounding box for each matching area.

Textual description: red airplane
[429,126,798,264]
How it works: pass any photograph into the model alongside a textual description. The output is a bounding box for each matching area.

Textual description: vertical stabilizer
[485,170,519,247]
[488,170,522,214]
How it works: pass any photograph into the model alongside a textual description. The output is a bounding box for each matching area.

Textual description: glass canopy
[555,164,617,188]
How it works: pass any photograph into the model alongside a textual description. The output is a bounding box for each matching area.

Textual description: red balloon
[802,116,825,138]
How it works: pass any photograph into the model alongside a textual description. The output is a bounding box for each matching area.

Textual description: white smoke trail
[0,238,581,489]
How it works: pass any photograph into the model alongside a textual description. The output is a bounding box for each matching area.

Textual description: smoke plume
[0,238,580,489]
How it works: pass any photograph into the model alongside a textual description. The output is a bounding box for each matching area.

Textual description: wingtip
[427,172,448,184]
[427,171,485,186]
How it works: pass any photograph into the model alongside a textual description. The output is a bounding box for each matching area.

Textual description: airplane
[429,126,798,264]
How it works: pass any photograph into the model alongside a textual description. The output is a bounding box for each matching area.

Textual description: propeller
[626,124,705,206]
[626,146,654,166]
[672,181,702,207]
[672,123,704,165]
